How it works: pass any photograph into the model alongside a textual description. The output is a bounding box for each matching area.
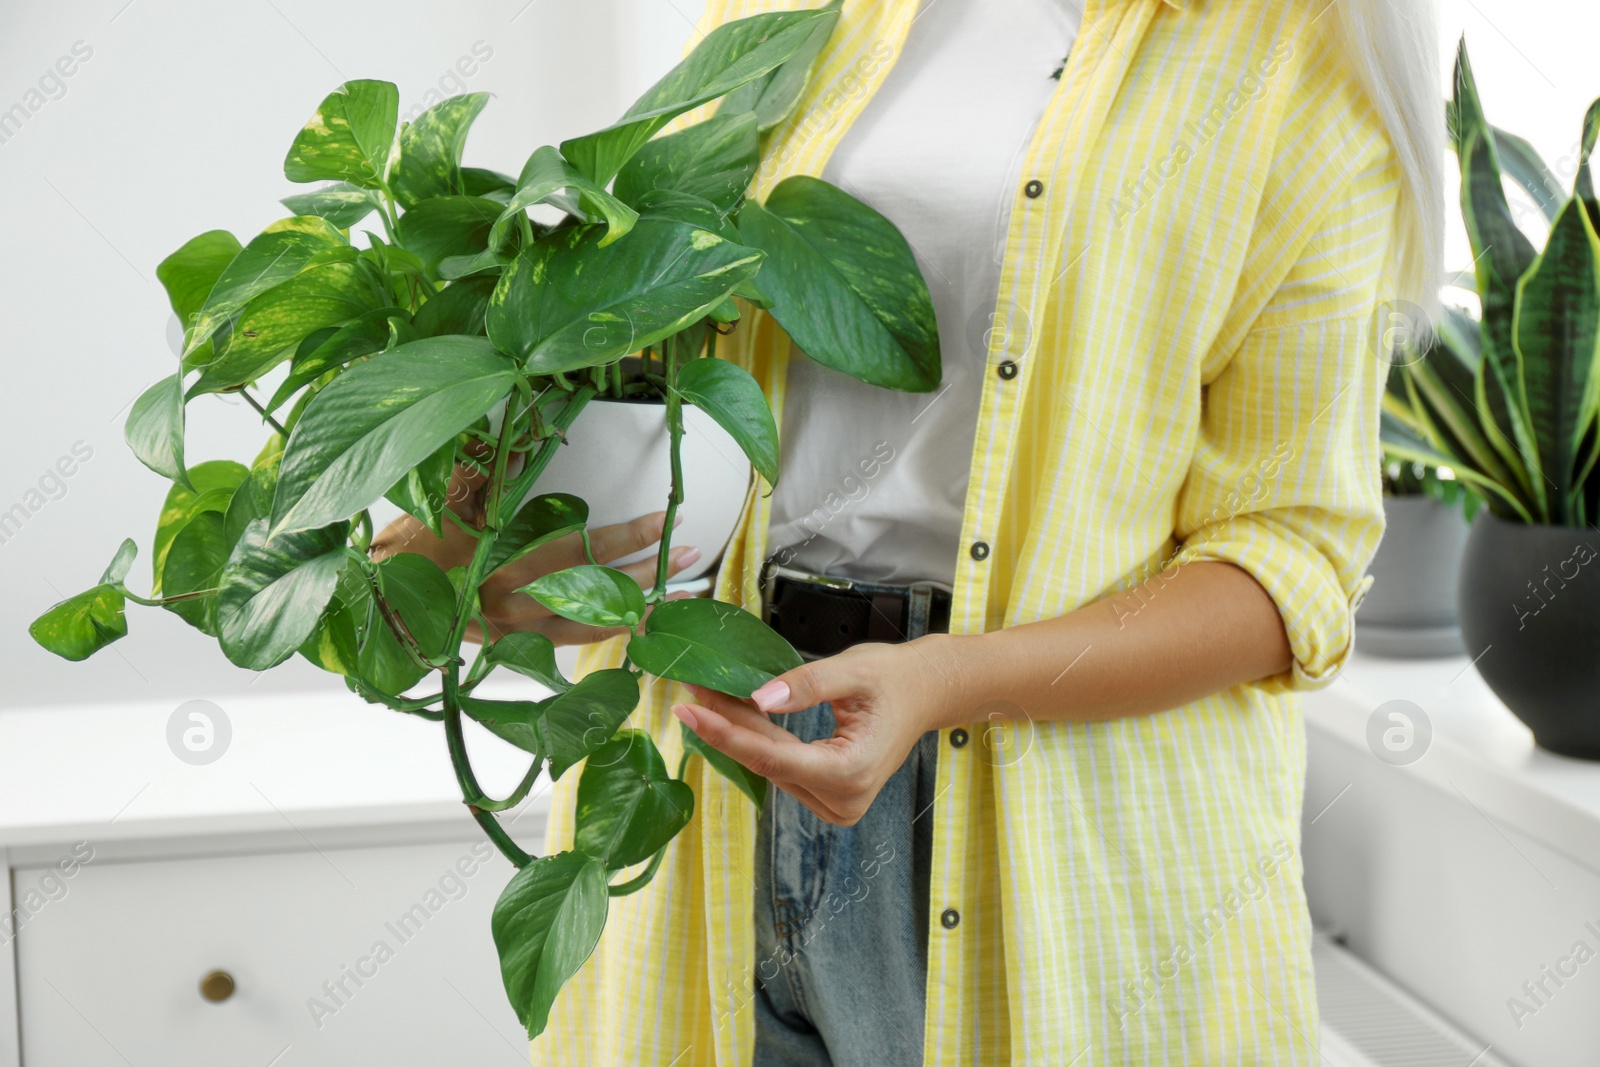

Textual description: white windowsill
[1305,651,1600,873]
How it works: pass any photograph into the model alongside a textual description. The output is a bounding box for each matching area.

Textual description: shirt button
[970,541,990,561]
[996,360,1019,380]
[950,728,969,749]
[1024,179,1044,198]
[941,908,961,929]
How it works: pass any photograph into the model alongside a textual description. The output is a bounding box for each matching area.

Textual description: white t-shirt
[764,0,1080,585]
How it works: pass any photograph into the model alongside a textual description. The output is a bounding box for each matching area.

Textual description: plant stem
[122,587,216,608]
[444,671,533,868]
[353,509,373,552]
[499,385,597,522]
[366,570,441,671]
[473,759,542,813]
[352,681,446,719]
[487,378,533,530]
[239,389,289,438]
[378,186,402,244]
[435,385,598,871]
[608,843,669,897]
[650,336,685,601]
[608,749,694,893]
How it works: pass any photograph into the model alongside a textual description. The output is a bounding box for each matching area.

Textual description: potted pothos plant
[29,3,943,1037]
[1382,39,1600,756]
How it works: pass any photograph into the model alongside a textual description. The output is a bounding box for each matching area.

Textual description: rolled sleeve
[1173,314,1388,694]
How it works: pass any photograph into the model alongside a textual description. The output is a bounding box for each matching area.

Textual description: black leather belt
[759,559,952,661]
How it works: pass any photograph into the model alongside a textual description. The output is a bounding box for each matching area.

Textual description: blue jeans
[751,702,940,1066]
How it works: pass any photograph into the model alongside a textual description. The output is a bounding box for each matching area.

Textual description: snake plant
[1382,39,1600,527]
[27,1,943,1039]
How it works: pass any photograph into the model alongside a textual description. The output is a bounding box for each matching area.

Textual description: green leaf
[189,259,381,394]
[412,275,497,338]
[299,572,362,677]
[675,357,778,486]
[438,247,513,281]
[270,336,517,536]
[184,216,349,358]
[391,92,491,209]
[99,538,138,585]
[717,0,840,132]
[732,275,772,309]
[627,598,802,699]
[373,552,456,661]
[1405,342,1514,497]
[483,632,572,693]
[575,730,693,869]
[125,373,191,490]
[460,692,548,755]
[29,584,127,662]
[284,79,399,188]
[160,512,229,634]
[491,851,608,1038]
[383,438,455,537]
[216,518,350,670]
[151,459,248,592]
[487,219,763,374]
[614,113,760,215]
[543,668,641,779]
[223,442,284,550]
[525,565,646,629]
[738,176,941,391]
[1512,196,1600,522]
[634,189,743,243]
[157,230,242,342]
[1381,410,1532,521]
[395,195,502,278]
[329,566,429,694]
[1578,97,1600,202]
[484,493,588,574]
[265,306,411,413]
[491,145,638,252]
[681,722,765,813]
[1462,131,1542,515]
[561,9,839,185]
[1496,129,1564,223]
[281,183,382,229]
[461,166,518,201]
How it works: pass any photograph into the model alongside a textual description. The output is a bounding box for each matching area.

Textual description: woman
[383,0,1443,1062]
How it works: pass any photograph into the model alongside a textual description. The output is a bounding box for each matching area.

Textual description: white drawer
[15,838,533,1065]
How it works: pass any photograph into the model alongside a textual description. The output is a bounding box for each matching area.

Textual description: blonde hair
[1328,0,1446,322]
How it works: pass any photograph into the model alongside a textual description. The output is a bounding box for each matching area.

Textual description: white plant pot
[522,398,751,583]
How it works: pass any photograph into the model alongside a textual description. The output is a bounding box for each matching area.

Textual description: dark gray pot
[1355,495,1468,657]
[1457,511,1600,758]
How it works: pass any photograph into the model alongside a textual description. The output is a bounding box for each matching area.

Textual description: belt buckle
[759,555,854,624]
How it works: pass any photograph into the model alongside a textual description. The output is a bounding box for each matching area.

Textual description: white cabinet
[14,838,531,1066]
[0,685,554,1067]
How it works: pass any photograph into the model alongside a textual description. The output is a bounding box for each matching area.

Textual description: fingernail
[672,703,699,730]
[751,680,789,712]
[673,511,685,528]
[674,546,701,567]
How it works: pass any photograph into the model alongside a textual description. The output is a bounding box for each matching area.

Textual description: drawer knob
[199,970,236,1003]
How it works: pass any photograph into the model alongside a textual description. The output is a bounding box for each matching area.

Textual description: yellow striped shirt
[535,0,1398,1062]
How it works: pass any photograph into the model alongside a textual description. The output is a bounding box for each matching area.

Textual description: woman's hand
[371,460,701,647]
[671,639,958,826]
